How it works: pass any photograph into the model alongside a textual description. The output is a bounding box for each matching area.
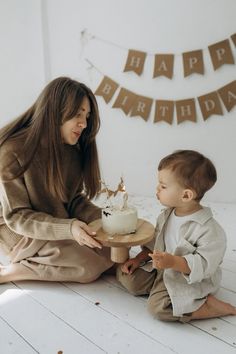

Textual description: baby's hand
[121,258,140,274]
[149,250,175,270]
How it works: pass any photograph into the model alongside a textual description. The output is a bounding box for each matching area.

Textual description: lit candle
[122,191,128,210]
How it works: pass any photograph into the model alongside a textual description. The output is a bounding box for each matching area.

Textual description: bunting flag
[130,95,153,121]
[176,99,197,124]
[94,75,236,123]
[112,88,136,114]
[218,80,236,112]
[153,54,174,79]
[123,50,147,75]
[231,33,236,46]
[182,50,204,77]
[198,91,223,120]
[122,35,236,77]
[208,39,234,70]
[154,100,174,124]
[94,76,119,103]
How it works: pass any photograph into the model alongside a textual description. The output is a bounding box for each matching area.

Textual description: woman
[0,77,113,283]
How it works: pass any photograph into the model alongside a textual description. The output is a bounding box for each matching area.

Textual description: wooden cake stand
[89,218,155,263]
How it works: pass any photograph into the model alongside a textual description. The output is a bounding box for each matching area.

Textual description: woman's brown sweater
[0,136,101,242]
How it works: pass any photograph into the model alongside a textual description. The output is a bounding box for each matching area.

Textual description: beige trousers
[0,224,113,283]
[117,265,191,322]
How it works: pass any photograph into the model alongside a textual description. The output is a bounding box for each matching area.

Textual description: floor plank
[0,315,38,354]
[13,281,175,354]
[191,318,236,347]
[221,269,236,292]
[64,278,236,354]
[0,283,105,354]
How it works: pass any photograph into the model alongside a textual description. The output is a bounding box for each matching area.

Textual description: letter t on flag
[154,100,174,124]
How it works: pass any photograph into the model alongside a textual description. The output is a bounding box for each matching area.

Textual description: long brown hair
[0,77,101,200]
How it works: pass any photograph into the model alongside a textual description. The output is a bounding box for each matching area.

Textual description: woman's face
[60,96,91,145]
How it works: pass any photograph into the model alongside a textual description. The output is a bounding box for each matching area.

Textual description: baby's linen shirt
[164,210,191,254]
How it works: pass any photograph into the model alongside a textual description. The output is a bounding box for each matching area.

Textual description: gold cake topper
[99,177,128,210]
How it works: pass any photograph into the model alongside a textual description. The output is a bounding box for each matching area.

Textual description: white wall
[1,0,236,203]
[0,0,45,127]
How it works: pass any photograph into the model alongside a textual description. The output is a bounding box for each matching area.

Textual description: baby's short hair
[158,150,217,200]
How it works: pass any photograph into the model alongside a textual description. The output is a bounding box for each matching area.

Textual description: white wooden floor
[0,196,236,354]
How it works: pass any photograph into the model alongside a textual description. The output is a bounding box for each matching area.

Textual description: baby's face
[156,169,185,208]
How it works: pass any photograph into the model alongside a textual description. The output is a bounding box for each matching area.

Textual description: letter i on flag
[112,88,136,115]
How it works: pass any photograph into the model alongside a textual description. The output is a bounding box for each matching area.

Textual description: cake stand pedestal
[89,218,155,263]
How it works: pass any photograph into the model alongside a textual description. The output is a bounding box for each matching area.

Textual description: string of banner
[82,30,236,124]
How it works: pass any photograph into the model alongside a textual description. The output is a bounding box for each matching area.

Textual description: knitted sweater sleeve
[68,191,101,224]
[0,152,75,241]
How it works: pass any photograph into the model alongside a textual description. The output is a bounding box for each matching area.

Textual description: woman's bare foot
[191,295,236,320]
[0,263,37,283]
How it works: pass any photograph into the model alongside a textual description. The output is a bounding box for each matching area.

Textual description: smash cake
[100,178,138,235]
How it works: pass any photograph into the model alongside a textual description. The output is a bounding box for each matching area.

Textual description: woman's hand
[71,220,102,249]
[121,257,141,274]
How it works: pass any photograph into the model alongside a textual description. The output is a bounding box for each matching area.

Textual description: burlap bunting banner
[95,77,236,123]
[85,29,236,123]
[83,30,236,79]
[121,34,236,78]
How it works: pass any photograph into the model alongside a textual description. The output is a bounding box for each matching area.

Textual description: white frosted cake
[102,205,138,235]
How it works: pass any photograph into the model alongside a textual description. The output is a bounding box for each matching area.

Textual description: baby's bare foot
[206,295,236,316]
